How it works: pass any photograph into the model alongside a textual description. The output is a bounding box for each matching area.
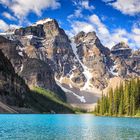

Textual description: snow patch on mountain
[109,65,118,76]
[0,32,16,40]
[71,39,93,90]
[32,18,53,26]
[18,52,24,57]
[19,64,24,73]
[55,77,86,103]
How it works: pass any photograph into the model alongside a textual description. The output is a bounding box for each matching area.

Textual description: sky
[0,0,140,49]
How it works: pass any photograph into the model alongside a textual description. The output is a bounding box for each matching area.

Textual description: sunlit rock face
[110,42,140,78]
[73,31,111,89]
[111,42,132,57]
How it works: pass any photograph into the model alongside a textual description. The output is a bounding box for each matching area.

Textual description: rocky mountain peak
[74,31,110,56]
[111,42,132,57]
[74,31,97,44]
[32,18,53,26]
[111,41,130,51]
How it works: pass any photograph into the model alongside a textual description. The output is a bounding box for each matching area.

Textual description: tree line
[94,78,140,117]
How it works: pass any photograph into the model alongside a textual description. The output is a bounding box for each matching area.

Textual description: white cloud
[103,0,140,16]
[68,14,140,49]
[68,21,95,36]
[0,0,10,6]
[130,26,140,48]
[2,12,16,21]
[0,19,20,32]
[0,20,9,31]
[73,0,95,11]
[80,0,95,11]
[68,9,83,19]
[68,0,94,19]
[0,0,60,19]
[132,27,140,34]
[89,14,109,35]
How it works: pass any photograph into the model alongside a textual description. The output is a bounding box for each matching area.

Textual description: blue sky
[0,0,140,48]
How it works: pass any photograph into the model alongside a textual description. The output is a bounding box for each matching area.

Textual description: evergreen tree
[119,92,124,115]
[109,88,113,116]
[94,78,140,117]
[124,81,130,116]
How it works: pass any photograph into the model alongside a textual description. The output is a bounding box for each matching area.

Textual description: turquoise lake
[0,114,140,140]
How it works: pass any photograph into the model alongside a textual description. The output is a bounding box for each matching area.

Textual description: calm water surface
[0,114,140,140]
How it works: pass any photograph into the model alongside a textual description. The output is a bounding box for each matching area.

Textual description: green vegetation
[94,78,140,117]
[32,87,71,108]
[30,87,84,113]
[29,87,74,113]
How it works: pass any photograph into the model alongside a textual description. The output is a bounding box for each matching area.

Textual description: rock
[20,58,66,100]
[110,42,140,78]
[111,42,132,57]
[0,49,30,108]
[0,50,73,113]
[73,31,111,89]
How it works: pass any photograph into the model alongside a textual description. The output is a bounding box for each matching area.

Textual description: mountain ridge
[0,18,140,111]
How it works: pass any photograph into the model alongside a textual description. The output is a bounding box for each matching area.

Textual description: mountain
[0,49,32,113]
[0,18,140,112]
[0,47,74,113]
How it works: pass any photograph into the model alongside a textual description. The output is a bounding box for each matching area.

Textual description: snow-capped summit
[32,18,53,26]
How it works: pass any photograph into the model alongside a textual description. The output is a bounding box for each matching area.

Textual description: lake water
[0,114,140,140]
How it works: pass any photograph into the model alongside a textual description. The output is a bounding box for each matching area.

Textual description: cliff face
[0,33,66,100]
[0,49,31,112]
[73,31,111,90]
[0,18,140,111]
[0,49,73,113]
[110,42,140,78]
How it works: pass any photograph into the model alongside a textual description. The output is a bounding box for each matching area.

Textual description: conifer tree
[94,78,140,117]
[109,88,113,116]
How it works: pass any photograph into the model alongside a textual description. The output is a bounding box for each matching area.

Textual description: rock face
[110,42,140,78]
[0,18,140,111]
[0,50,73,113]
[73,31,111,90]
[0,49,31,111]
[111,42,132,57]
[0,33,66,100]
[20,58,66,100]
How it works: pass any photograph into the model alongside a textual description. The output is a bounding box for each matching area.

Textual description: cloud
[0,0,61,19]
[0,19,20,32]
[130,26,140,48]
[0,0,10,6]
[2,12,16,21]
[73,0,95,11]
[80,0,95,11]
[68,14,140,49]
[103,0,140,16]
[0,20,9,31]
[67,21,95,36]
[68,0,94,19]
[89,14,109,35]
[68,9,83,19]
